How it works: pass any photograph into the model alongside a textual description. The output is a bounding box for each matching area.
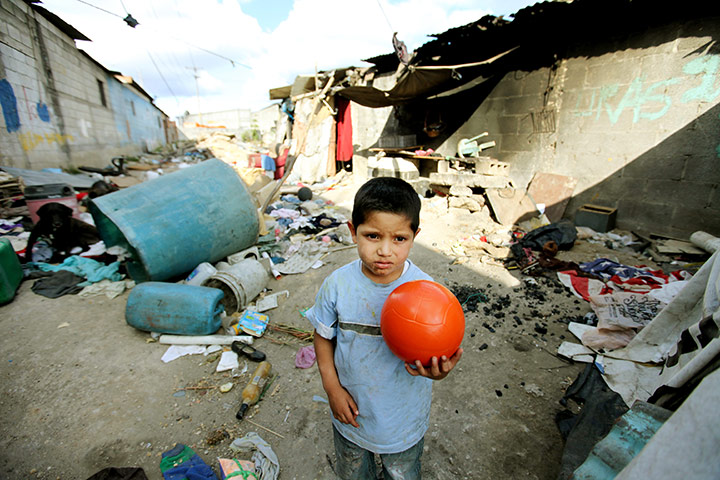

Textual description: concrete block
[620,154,686,181]
[449,185,473,196]
[497,115,520,135]
[408,178,431,197]
[369,156,419,180]
[670,206,720,236]
[650,180,714,208]
[429,172,512,189]
[488,74,522,99]
[503,95,544,116]
[499,134,534,153]
[616,198,673,232]
[520,68,551,96]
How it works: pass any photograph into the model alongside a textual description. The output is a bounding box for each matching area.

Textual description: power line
[68,0,250,68]
[375,0,394,34]
[147,51,179,103]
[73,0,124,19]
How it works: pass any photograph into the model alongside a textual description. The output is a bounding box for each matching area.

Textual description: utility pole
[186,66,202,124]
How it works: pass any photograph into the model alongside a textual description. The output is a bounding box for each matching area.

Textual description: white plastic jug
[185,262,217,286]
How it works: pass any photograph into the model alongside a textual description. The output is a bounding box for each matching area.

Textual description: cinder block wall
[444,18,720,238]
[0,0,167,170]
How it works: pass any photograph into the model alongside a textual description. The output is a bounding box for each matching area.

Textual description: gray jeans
[333,425,424,480]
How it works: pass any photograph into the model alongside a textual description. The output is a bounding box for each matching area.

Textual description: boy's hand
[326,385,360,428]
[405,348,463,380]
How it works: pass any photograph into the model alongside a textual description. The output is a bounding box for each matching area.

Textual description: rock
[449,185,473,196]
[448,196,484,212]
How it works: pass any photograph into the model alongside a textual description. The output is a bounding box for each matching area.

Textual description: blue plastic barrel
[126,282,225,335]
[89,159,259,282]
[0,238,23,304]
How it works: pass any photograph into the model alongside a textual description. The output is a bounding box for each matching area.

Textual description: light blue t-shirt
[306,259,433,454]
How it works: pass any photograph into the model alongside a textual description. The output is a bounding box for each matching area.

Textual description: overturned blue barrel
[126,282,225,335]
[89,159,259,282]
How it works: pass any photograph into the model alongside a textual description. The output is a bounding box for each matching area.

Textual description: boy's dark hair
[352,177,421,232]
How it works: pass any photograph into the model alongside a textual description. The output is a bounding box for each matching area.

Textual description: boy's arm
[404,347,464,381]
[314,331,360,428]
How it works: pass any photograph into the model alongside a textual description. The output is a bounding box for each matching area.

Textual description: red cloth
[336,97,353,162]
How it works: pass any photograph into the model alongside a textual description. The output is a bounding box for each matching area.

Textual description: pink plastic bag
[295,345,316,368]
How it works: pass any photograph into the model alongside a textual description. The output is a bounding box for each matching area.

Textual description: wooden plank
[369,146,423,152]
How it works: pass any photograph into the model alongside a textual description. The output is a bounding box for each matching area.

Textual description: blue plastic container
[0,238,23,304]
[89,159,259,283]
[126,282,225,335]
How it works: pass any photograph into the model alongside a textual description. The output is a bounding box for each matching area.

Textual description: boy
[306,177,463,479]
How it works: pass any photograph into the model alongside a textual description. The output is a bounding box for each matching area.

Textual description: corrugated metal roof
[24,0,91,41]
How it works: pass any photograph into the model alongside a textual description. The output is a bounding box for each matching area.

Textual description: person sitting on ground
[307,176,463,479]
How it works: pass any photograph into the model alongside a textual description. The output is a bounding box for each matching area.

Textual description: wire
[73,0,124,19]
[147,51,179,103]
[118,0,129,14]
[68,0,250,68]
[375,0,394,33]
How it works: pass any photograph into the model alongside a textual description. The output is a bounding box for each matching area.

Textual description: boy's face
[349,211,418,284]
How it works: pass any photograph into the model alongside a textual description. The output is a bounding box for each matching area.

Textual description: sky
[39,0,540,119]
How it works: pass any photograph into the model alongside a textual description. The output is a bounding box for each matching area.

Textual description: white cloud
[38,0,532,118]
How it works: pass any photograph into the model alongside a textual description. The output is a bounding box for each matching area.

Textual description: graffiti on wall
[0,79,21,132]
[0,78,71,151]
[573,54,720,124]
[18,132,74,152]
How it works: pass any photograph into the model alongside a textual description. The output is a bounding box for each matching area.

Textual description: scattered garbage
[160,444,216,480]
[294,345,316,368]
[229,432,280,480]
[203,259,269,315]
[227,310,270,337]
[125,282,225,335]
[89,159,260,283]
[237,361,273,420]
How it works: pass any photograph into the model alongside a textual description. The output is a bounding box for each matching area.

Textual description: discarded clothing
[78,279,133,299]
[555,364,629,480]
[336,96,353,162]
[160,444,216,480]
[31,270,85,298]
[35,256,123,286]
[86,467,148,480]
[261,155,276,171]
[230,432,279,480]
[510,219,577,259]
[580,259,689,293]
[557,270,610,302]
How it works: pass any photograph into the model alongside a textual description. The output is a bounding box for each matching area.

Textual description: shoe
[231,341,266,362]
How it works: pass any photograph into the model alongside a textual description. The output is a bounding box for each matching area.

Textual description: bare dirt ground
[0,175,655,480]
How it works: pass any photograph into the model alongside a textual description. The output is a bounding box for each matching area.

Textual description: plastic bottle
[236,361,272,420]
[185,262,217,286]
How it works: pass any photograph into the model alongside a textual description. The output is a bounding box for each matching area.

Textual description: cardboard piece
[527,173,577,223]
[485,187,537,225]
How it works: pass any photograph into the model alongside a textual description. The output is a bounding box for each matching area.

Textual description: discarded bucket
[202,258,269,314]
[89,159,260,283]
[228,246,260,264]
[126,282,225,335]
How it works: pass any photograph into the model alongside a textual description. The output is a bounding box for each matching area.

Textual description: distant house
[0,0,176,170]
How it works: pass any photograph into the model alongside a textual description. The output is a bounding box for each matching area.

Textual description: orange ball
[381,280,465,366]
